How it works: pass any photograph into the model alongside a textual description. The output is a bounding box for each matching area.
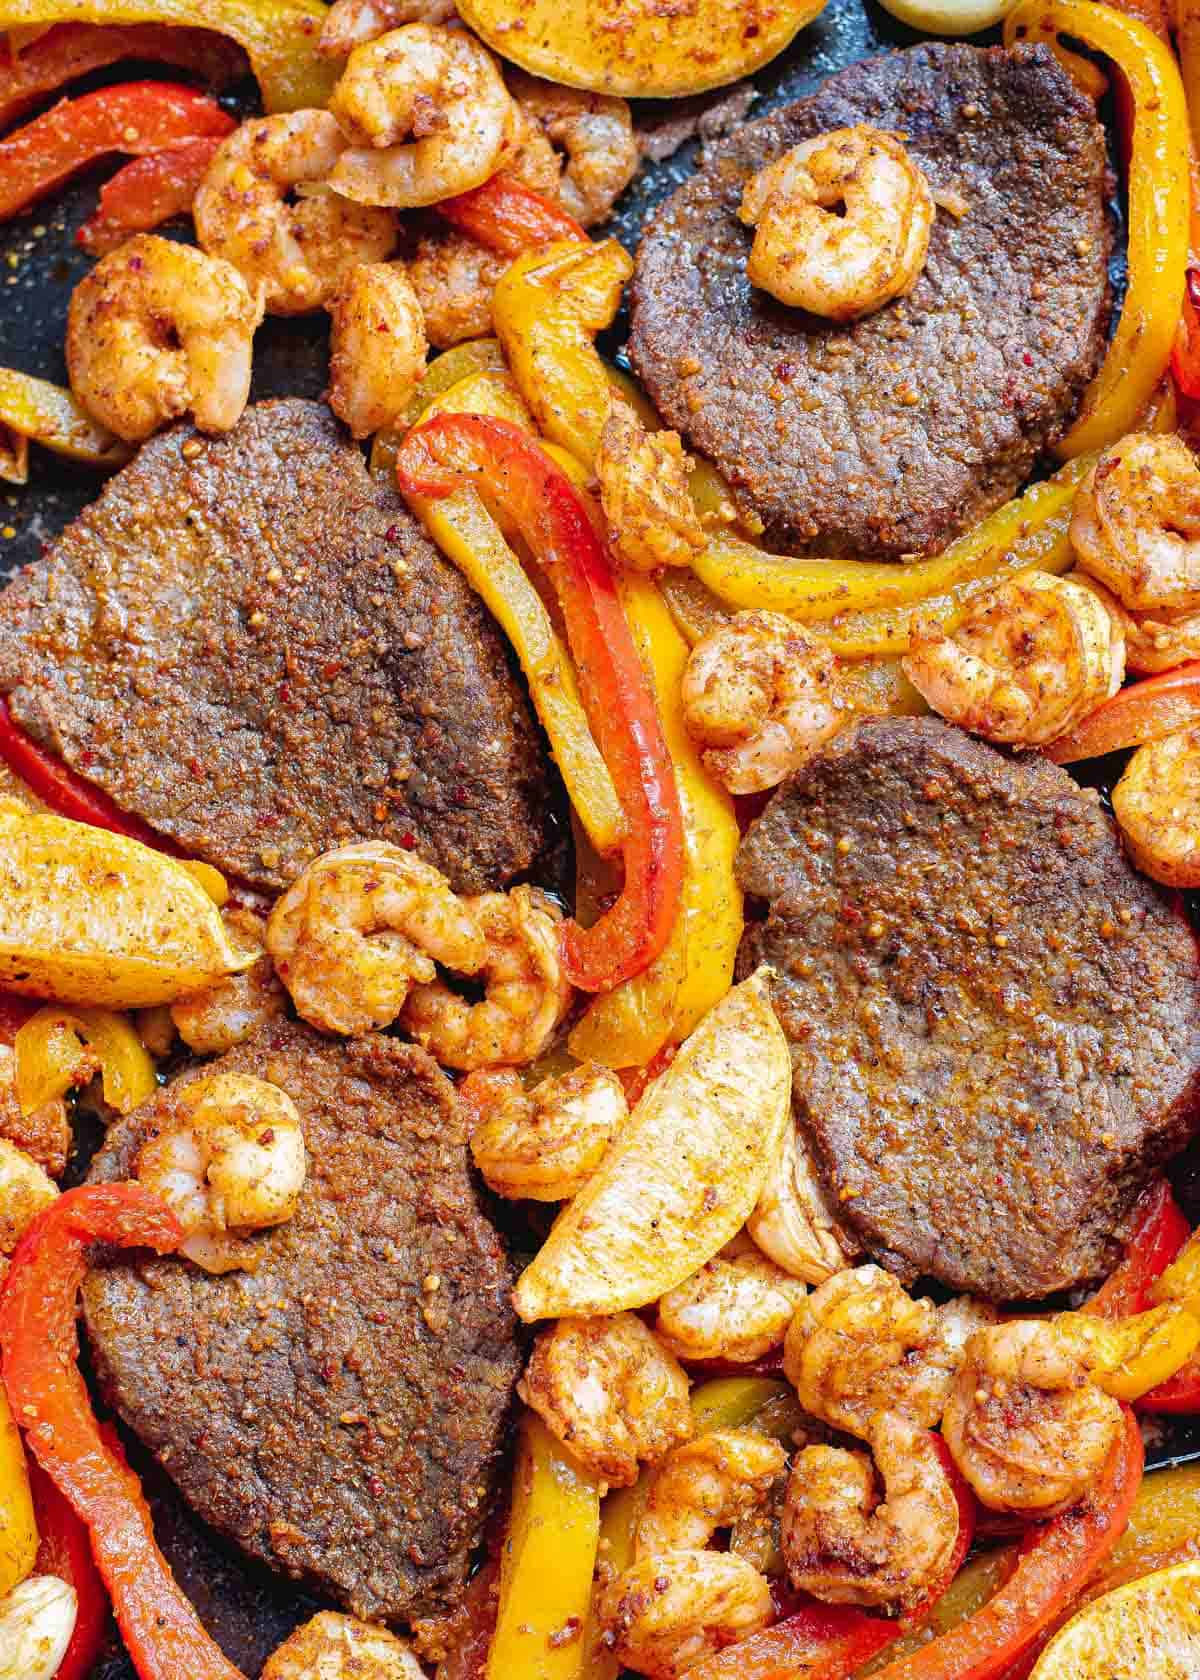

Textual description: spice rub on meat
[83,1019,522,1625]
[629,43,1111,560]
[0,399,551,894]
[736,717,1200,1300]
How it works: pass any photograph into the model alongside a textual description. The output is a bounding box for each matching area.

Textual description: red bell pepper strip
[0,694,173,848]
[619,1041,677,1107]
[1172,268,1200,399]
[1045,661,1200,763]
[29,1458,110,1680]
[0,1184,248,1680]
[0,81,235,222]
[1136,1359,1200,1411]
[1086,1179,1193,1319]
[861,1411,1142,1680]
[77,133,224,254]
[684,1437,975,1680]
[395,414,684,991]
[0,23,245,131]
[436,172,587,257]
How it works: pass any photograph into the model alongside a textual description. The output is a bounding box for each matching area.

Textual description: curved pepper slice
[1045,662,1200,763]
[0,1184,248,1680]
[437,171,587,256]
[1087,1180,1193,1318]
[0,369,128,479]
[0,696,170,848]
[29,1460,108,1680]
[13,1005,157,1117]
[77,132,224,253]
[0,80,234,221]
[1005,0,1189,456]
[396,413,684,992]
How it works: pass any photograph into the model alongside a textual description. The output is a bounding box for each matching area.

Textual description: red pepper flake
[400,832,417,850]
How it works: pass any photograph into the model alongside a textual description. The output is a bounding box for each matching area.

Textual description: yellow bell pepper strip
[1004,0,1189,456]
[1152,1227,1200,1317]
[370,338,508,478]
[396,370,624,858]
[0,0,336,112]
[493,238,633,468]
[486,1411,601,1680]
[1051,1303,1200,1401]
[569,573,741,1067]
[0,423,27,485]
[0,1388,37,1603]
[0,369,128,477]
[13,1005,157,1118]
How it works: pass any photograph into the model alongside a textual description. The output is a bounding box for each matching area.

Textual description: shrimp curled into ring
[600,1551,775,1680]
[261,1611,425,1679]
[781,1411,960,1614]
[134,1070,307,1274]
[1113,725,1200,887]
[193,111,397,316]
[682,610,849,795]
[506,69,638,228]
[266,841,487,1038]
[636,1429,788,1556]
[460,1062,626,1202]
[328,24,514,208]
[1071,431,1200,612]
[400,885,573,1070]
[518,1312,692,1486]
[654,1245,806,1365]
[941,1318,1124,1516]
[327,261,428,438]
[903,569,1125,746]
[739,126,934,322]
[66,234,263,444]
[597,399,707,575]
[170,909,287,1055]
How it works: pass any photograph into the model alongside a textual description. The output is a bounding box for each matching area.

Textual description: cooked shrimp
[266,841,486,1038]
[261,1611,425,1680]
[461,1062,625,1201]
[637,1429,787,1556]
[1069,568,1200,676]
[903,570,1125,746]
[941,1318,1124,1515]
[506,69,638,227]
[518,1312,692,1486]
[170,909,287,1055]
[1071,432,1200,612]
[319,0,456,57]
[597,398,707,574]
[328,25,513,208]
[601,1550,774,1680]
[784,1263,980,1437]
[135,1070,307,1274]
[327,261,427,438]
[66,234,262,443]
[654,1246,806,1365]
[739,126,934,321]
[407,225,506,348]
[0,1043,70,1180]
[748,1122,857,1285]
[781,1411,960,1613]
[194,111,397,316]
[400,885,573,1070]
[1113,726,1200,888]
[0,1137,56,1279]
[682,611,849,795]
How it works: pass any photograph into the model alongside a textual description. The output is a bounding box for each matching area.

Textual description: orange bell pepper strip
[437,172,587,256]
[0,80,234,222]
[77,132,225,253]
[0,22,244,128]
[1045,662,1200,762]
[395,413,684,992]
[0,1184,248,1680]
[29,1459,109,1680]
[1087,1180,1193,1318]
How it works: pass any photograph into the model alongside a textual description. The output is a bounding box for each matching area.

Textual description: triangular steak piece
[83,1019,522,1625]
[737,717,1200,1300]
[0,399,551,893]
[630,43,1111,560]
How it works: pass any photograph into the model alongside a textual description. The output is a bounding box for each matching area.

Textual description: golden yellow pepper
[370,337,509,479]
[0,1389,36,1602]
[0,368,128,484]
[569,575,741,1067]
[399,369,625,857]
[1152,1229,1200,1317]
[0,0,337,111]
[1005,0,1189,456]
[13,1005,158,1117]
[1054,1303,1200,1401]
[493,239,633,467]
[487,1411,602,1680]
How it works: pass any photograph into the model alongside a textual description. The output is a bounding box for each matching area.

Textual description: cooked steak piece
[736,718,1200,1300]
[0,399,550,894]
[83,1019,522,1624]
[629,43,1111,561]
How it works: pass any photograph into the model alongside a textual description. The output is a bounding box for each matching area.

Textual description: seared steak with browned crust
[0,399,550,893]
[629,44,1111,560]
[83,1019,521,1624]
[736,718,1200,1300]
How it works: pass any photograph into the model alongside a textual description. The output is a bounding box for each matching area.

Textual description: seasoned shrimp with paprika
[506,69,638,227]
[636,1429,788,1556]
[748,1122,857,1285]
[262,1611,425,1679]
[193,111,397,315]
[461,1062,625,1201]
[170,909,287,1056]
[67,234,262,443]
[407,226,507,347]
[739,126,934,321]
[654,1244,806,1365]
[1071,431,1200,612]
[1113,725,1200,887]
[601,1550,774,1680]
[518,1312,692,1486]
[327,261,428,438]
[597,398,707,574]
[903,569,1125,746]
